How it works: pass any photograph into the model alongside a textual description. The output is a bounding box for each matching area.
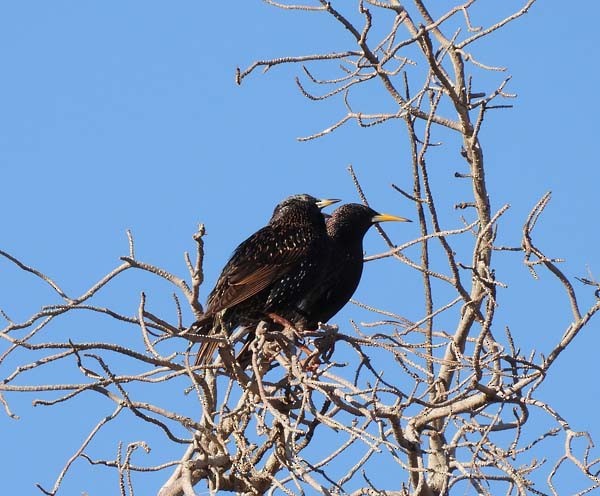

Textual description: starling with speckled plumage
[192,194,340,365]
[296,203,410,329]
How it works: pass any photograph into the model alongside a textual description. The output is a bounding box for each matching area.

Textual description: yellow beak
[371,213,411,223]
[316,198,341,209]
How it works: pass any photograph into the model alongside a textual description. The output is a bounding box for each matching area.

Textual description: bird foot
[264,313,322,371]
[266,312,298,331]
[301,351,321,373]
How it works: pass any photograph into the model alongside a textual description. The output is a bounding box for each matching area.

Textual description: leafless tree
[2,1,599,495]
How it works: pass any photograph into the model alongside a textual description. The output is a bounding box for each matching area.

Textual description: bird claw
[264,313,323,372]
[266,312,297,330]
[301,353,321,373]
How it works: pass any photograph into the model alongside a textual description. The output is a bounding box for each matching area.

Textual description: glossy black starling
[192,194,340,365]
[296,203,410,329]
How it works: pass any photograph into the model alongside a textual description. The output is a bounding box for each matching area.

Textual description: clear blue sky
[0,2,598,494]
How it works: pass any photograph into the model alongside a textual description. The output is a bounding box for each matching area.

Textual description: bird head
[327,203,410,241]
[270,194,340,224]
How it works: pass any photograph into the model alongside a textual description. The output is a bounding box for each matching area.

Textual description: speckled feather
[297,203,407,329]
[193,194,331,365]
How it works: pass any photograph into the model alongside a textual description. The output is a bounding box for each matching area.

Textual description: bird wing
[205,225,307,314]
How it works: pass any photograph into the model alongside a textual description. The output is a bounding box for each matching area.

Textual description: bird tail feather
[190,314,220,366]
[195,340,220,366]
